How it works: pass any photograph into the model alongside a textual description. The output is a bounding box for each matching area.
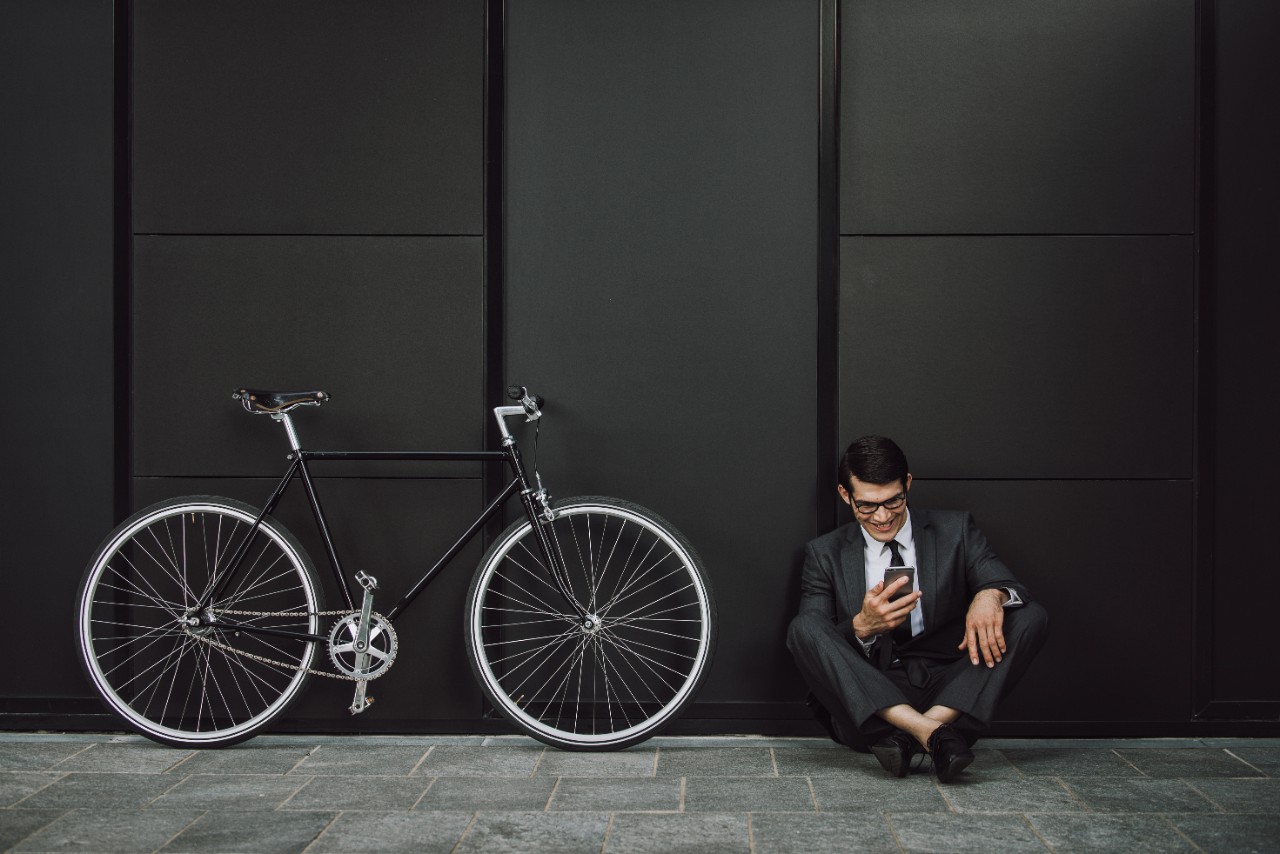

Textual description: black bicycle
[75,387,716,750]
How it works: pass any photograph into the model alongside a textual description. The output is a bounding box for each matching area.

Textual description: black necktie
[875,539,912,670]
[887,540,913,646]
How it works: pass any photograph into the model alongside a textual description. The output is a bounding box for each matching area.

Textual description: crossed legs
[787,602,1049,753]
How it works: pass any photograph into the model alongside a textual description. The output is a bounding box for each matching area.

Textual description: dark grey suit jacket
[797,509,1032,663]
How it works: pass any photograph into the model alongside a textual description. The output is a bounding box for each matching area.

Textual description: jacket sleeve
[798,540,859,645]
[961,512,1032,604]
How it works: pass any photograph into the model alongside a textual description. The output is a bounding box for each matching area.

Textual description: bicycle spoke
[469,500,714,749]
[79,501,321,746]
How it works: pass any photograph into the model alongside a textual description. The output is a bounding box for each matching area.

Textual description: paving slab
[888,812,1048,853]
[771,746,877,777]
[1226,746,1280,776]
[1185,777,1280,813]
[682,777,815,813]
[1059,777,1221,813]
[939,778,1083,814]
[0,772,63,807]
[307,810,473,853]
[412,744,544,777]
[809,775,950,813]
[0,809,65,851]
[1026,813,1194,852]
[281,775,432,811]
[0,744,93,772]
[455,811,610,853]
[15,772,183,810]
[999,747,1145,777]
[150,773,310,810]
[536,747,657,777]
[955,749,1024,781]
[415,776,557,811]
[49,743,191,775]
[655,747,776,777]
[548,776,682,812]
[1170,814,1280,854]
[160,809,335,853]
[170,744,315,775]
[11,808,201,853]
[749,811,898,853]
[289,744,430,776]
[1114,747,1264,778]
[605,813,750,853]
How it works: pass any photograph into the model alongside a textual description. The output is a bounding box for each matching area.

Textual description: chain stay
[198,607,375,681]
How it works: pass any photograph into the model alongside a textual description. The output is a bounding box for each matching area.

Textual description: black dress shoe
[926,723,974,783]
[870,730,918,778]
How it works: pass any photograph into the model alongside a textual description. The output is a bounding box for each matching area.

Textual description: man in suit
[787,436,1048,782]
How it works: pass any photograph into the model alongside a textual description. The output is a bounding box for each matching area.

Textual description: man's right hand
[852,577,922,639]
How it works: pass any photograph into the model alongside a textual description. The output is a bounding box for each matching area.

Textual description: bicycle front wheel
[76,496,323,748]
[466,497,716,750]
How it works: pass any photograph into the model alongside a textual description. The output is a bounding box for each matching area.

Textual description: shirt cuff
[1001,587,1024,608]
[856,634,878,655]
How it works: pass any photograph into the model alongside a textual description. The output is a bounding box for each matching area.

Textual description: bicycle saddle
[233,389,330,414]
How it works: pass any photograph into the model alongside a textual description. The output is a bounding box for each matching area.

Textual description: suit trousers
[786,602,1048,752]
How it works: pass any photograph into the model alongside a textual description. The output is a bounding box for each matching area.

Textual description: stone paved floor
[2,733,1278,852]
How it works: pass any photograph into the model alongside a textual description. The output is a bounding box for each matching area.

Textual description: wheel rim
[79,502,318,744]
[471,503,712,746]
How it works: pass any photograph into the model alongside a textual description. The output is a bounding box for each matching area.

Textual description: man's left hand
[959,588,1009,667]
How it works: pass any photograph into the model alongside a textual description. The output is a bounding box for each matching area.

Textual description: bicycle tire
[466,496,716,750]
[76,496,323,748]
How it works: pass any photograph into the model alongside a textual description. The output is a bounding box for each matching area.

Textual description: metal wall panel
[839,236,1193,480]
[132,236,484,478]
[841,0,1195,235]
[505,0,819,703]
[1205,0,1280,705]
[132,0,483,235]
[1,0,115,700]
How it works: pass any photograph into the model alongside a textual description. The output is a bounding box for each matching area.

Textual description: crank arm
[349,681,374,715]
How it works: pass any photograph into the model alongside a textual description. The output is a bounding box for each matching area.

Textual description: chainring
[327,612,398,680]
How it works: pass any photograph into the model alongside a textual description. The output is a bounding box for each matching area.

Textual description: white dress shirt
[859,512,924,639]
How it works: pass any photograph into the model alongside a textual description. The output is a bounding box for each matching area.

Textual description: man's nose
[872,505,893,522]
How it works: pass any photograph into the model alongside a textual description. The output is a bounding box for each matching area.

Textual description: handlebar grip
[506,385,545,409]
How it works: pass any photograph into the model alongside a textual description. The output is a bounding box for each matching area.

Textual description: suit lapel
[840,523,866,615]
[914,510,939,631]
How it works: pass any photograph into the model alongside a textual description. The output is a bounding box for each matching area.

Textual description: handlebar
[493,385,543,441]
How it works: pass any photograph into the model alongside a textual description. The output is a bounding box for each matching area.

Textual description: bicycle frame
[197,404,586,645]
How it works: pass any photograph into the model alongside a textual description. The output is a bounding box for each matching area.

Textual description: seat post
[271,413,303,452]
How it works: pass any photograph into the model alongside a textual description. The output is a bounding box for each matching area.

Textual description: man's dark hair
[838,435,910,490]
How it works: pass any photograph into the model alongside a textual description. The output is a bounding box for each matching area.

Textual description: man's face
[838,474,911,543]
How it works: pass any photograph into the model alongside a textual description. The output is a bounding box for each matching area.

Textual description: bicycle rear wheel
[76,496,323,748]
[466,497,716,750]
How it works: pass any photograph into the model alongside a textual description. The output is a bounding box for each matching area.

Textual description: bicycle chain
[191,608,371,681]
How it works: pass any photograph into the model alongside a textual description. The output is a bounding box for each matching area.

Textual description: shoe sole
[934,751,973,783]
[871,743,910,778]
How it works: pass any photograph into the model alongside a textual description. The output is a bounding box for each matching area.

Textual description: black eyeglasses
[851,494,906,516]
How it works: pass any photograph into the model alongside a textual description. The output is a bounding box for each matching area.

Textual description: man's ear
[904,473,912,493]
[837,484,851,505]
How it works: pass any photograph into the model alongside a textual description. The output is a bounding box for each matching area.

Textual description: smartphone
[883,567,916,601]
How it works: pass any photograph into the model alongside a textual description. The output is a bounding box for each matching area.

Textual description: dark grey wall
[1204,0,1280,712]
[1,0,115,709]
[5,0,1277,734]
[504,0,820,715]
